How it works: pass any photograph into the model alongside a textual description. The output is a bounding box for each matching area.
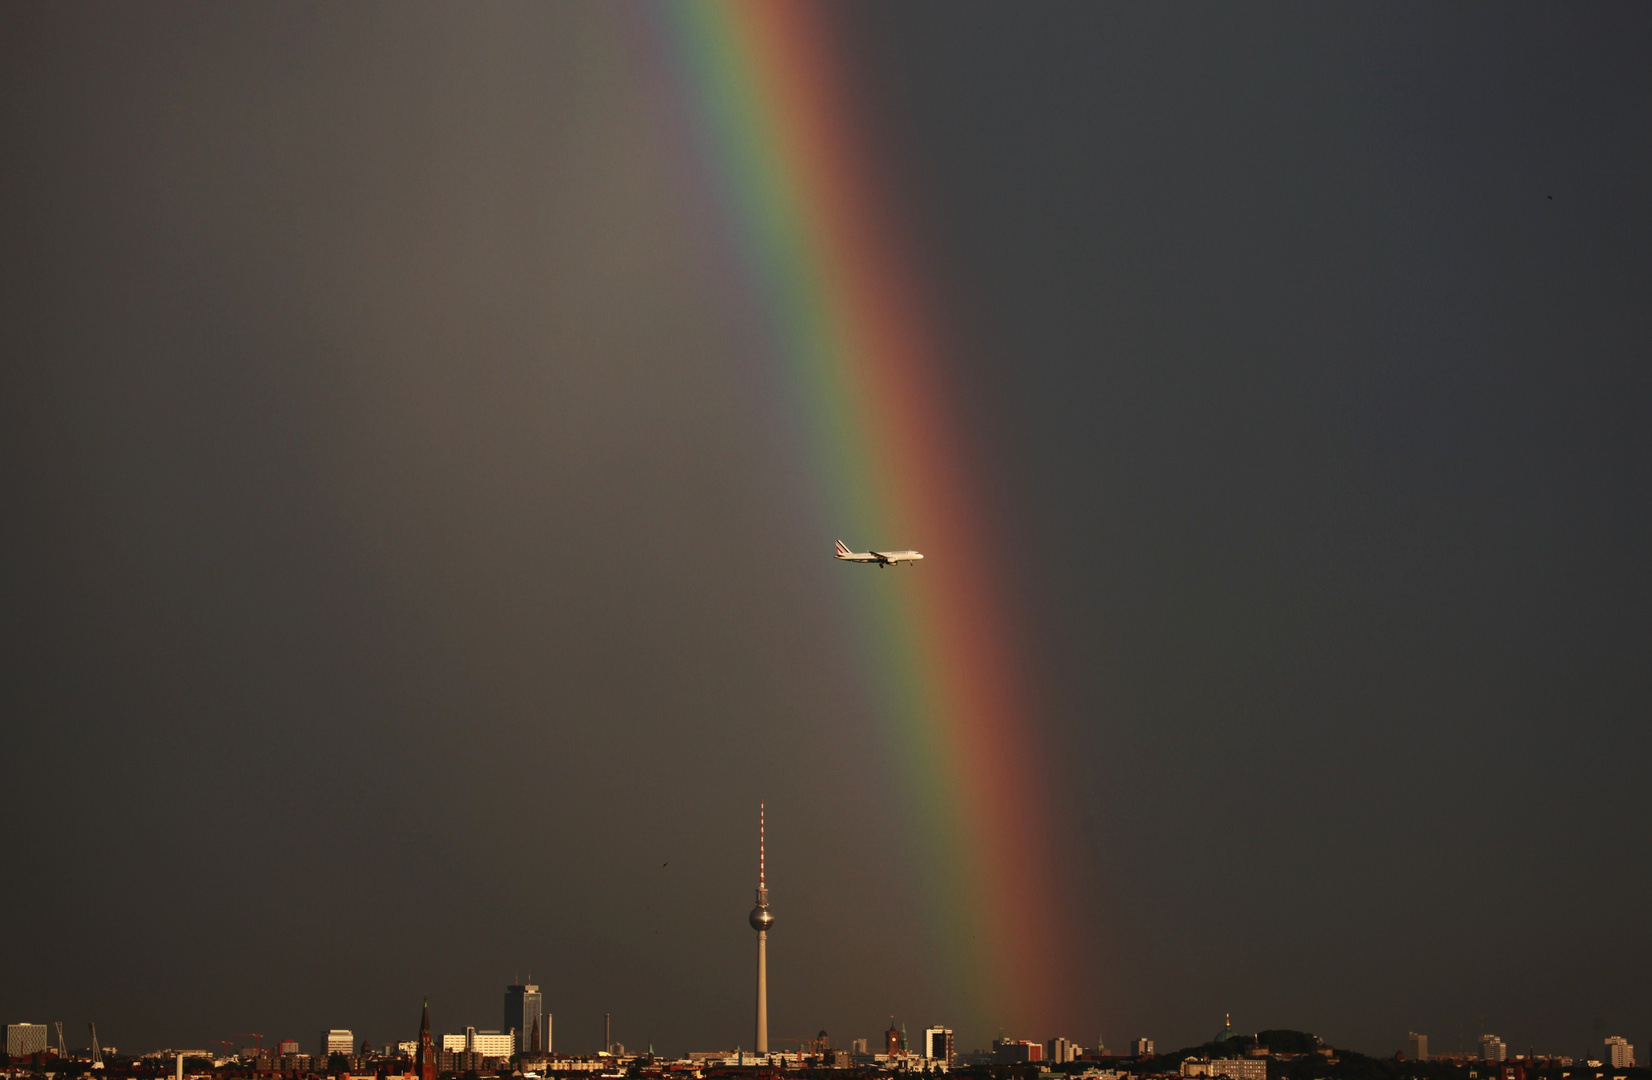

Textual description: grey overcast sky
[2,1,1649,1062]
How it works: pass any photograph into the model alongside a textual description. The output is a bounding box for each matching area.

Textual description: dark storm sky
[3,1,1649,1061]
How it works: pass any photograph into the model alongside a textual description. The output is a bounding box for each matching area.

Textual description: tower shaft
[756,930,768,1053]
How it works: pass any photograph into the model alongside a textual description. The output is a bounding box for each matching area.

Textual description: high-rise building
[278,1040,299,1057]
[319,1031,354,1059]
[1480,1035,1506,1062]
[504,984,542,1055]
[1133,1038,1155,1058]
[1605,1038,1635,1068]
[748,802,774,1056]
[1407,1034,1428,1062]
[924,1028,954,1063]
[1048,1038,1081,1064]
[6,1025,49,1057]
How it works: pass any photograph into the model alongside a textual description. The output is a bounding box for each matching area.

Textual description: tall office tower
[1048,1038,1080,1064]
[320,1031,354,1059]
[416,1001,437,1080]
[1132,1038,1155,1058]
[5,1024,49,1057]
[747,802,774,1055]
[925,1028,955,1063]
[505,984,542,1055]
[1408,1034,1428,1062]
[1479,1035,1506,1062]
[1605,1038,1635,1068]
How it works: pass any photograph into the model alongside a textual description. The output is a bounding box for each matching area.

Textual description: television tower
[748,801,774,1055]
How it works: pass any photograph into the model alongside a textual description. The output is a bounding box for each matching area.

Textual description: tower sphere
[749,904,774,931]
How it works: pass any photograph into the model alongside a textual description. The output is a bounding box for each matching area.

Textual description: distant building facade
[1183,1059,1266,1080]
[5,1025,48,1057]
[1407,1034,1428,1062]
[1480,1036,1507,1062]
[1048,1038,1082,1064]
[319,1031,353,1059]
[442,1030,514,1058]
[1606,1038,1635,1068]
[277,1040,299,1057]
[1133,1039,1156,1058]
[994,1040,1044,1063]
[925,1028,954,1063]
[504,984,544,1054]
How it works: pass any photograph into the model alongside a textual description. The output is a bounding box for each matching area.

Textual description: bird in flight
[834,540,924,568]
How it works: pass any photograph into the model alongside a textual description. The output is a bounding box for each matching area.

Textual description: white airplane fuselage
[834,541,923,567]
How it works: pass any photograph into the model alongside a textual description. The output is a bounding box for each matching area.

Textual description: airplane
[834,540,924,568]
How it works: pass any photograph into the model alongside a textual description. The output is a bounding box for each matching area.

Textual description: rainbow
[631,3,1077,1034]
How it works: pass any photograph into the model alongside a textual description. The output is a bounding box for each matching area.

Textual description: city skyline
[5,1006,1642,1068]
[2,0,1649,1061]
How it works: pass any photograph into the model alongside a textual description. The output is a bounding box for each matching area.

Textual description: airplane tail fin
[834,540,851,556]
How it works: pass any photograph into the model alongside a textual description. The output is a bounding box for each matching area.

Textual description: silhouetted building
[1408,1034,1428,1062]
[885,1023,901,1055]
[925,1028,954,1062]
[505,984,543,1054]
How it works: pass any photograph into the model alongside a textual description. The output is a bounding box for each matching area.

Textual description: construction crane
[212,1041,234,1060]
[88,1023,104,1069]
[232,1034,266,1056]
